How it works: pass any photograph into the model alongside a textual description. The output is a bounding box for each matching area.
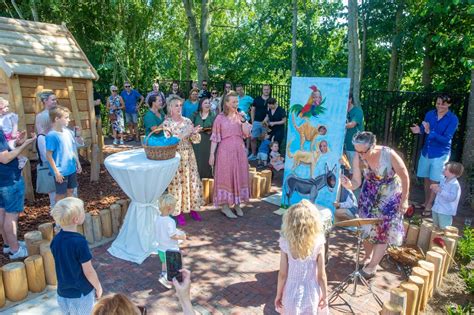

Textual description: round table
[104,149,180,264]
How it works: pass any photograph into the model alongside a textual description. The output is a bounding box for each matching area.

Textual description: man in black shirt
[199,80,211,99]
[93,90,103,118]
[249,84,271,160]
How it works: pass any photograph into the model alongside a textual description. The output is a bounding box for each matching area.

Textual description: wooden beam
[66,78,81,127]
[0,69,15,110]
[7,64,96,80]
[86,80,100,181]
[4,55,91,69]
[34,77,44,114]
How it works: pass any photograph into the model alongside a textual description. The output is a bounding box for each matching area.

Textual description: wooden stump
[389,287,407,315]
[249,167,257,173]
[259,175,267,197]
[110,204,121,235]
[249,171,257,197]
[1,262,28,302]
[381,301,403,315]
[261,170,272,194]
[418,260,435,298]
[412,267,430,311]
[202,178,210,205]
[403,221,410,238]
[208,179,214,204]
[408,275,425,314]
[252,176,262,199]
[83,213,94,244]
[400,282,419,315]
[0,271,5,307]
[406,225,420,246]
[417,221,433,254]
[426,251,443,291]
[429,228,444,250]
[38,223,54,241]
[100,209,113,238]
[444,232,459,267]
[432,246,447,286]
[116,199,129,225]
[91,214,102,242]
[24,255,46,293]
[24,230,43,256]
[444,226,459,235]
[442,236,456,272]
[39,242,56,286]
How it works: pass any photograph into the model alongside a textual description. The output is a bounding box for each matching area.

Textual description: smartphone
[166,249,182,282]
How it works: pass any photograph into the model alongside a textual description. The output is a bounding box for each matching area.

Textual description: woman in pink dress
[209,91,252,218]
[275,200,328,315]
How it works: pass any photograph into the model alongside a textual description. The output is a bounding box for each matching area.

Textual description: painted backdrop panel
[281,77,351,211]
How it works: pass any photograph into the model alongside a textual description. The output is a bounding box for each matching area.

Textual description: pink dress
[211,113,250,206]
[279,235,328,315]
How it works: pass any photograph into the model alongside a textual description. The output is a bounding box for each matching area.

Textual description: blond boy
[50,197,102,314]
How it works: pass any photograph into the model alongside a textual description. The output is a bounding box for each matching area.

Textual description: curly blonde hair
[281,199,323,259]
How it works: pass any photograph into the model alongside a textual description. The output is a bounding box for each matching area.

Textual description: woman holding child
[191,98,216,179]
[341,131,410,279]
[163,95,203,226]
[209,91,252,218]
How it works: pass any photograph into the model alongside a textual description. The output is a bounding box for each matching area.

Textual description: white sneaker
[159,274,172,289]
[113,139,118,145]
[234,205,244,217]
[3,241,26,254]
[9,245,28,259]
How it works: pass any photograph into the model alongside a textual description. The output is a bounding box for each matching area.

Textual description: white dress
[279,235,328,315]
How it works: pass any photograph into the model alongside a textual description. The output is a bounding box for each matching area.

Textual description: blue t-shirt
[50,230,94,298]
[0,130,20,187]
[420,109,459,158]
[46,128,77,177]
[238,95,254,120]
[120,89,142,114]
[258,139,271,154]
[182,100,198,119]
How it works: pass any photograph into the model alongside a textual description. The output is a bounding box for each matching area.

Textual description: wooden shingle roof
[0,16,98,80]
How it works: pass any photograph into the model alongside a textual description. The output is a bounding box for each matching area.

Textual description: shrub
[456,227,474,266]
[460,266,474,295]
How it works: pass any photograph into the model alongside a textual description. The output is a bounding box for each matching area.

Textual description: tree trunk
[422,34,433,90]
[291,0,298,76]
[348,0,361,106]
[182,0,210,82]
[185,27,191,81]
[360,0,368,81]
[462,69,474,171]
[387,1,403,91]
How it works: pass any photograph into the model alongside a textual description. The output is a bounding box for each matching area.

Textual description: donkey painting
[284,164,337,206]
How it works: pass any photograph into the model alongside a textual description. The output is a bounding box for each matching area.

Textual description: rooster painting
[290,85,326,119]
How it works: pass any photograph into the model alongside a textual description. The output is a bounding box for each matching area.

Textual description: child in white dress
[0,98,28,168]
[275,199,328,314]
[155,193,186,289]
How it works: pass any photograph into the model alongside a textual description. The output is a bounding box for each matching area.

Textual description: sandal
[360,268,376,280]
[422,209,432,217]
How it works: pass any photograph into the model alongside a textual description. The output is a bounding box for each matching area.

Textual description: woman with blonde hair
[92,293,141,315]
[275,199,328,314]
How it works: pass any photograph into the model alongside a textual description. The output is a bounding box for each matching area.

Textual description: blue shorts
[57,289,95,315]
[251,121,265,139]
[0,177,25,213]
[125,112,138,124]
[416,153,449,182]
[432,211,453,229]
[55,173,78,195]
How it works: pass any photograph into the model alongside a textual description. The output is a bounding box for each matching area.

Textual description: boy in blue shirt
[50,197,102,314]
[46,106,82,203]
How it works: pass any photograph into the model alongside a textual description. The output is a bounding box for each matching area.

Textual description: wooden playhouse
[0,16,101,200]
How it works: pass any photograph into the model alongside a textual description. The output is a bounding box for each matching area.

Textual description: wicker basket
[143,127,178,161]
[388,244,425,267]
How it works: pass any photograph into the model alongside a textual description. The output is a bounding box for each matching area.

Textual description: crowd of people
[0,77,465,314]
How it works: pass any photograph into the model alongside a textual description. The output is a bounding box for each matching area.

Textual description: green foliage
[409,214,422,226]
[446,302,473,315]
[456,227,474,266]
[460,266,474,295]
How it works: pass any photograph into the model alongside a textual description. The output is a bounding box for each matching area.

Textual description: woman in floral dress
[106,85,125,145]
[341,131,410,279]
[163,95,203,226]
[209,91,252,219]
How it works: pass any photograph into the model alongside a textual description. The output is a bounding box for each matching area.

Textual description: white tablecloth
[104,149,180,264]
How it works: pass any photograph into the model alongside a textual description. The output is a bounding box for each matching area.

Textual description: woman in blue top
[106,85,125,145]
[143,94,165,139]
[182,88,199,119]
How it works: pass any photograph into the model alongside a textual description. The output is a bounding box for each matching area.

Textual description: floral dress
[358,146,404,246]
[163,117,203,215]
[109,95,124,133]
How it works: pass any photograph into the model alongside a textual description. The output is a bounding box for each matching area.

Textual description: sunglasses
[112,90,118,92]
[125,85,131,88]
[355,146,372,154]
[211,92,218,95]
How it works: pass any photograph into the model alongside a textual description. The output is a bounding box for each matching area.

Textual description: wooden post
[417,221,433,254]
[432,246,447,286]
[100,209,113,238]
[83,213,95,244]
[403,221,410,238]
[39,242,56,286]
[252,176,262,199]
[400,282,419,315]
[418,260,435,298]
[110,204,121,235]
[429,228,444,250]
[406,225,420,245]
[38,223,54,242]
[0,271,5,307]
[24,230,43,256]
[86,80,100,182]
[116,199,129,224]
[381,302,403,315]
[202,179,209,205]
[442,236,456,272]
[24,255,46,293]
[261,170,272,194]
[412,267,430,311]
[22,160,35,202]
[389,287,407,315]
[426,251,443,291]
[208,179,214,203]
[1,262,28,302]
[91,214,102,242]
[444,226,458,235]
[408,275,425,314]
[248,171,256,196]
[249,167,257,172]
[34,77,44,114]
[259,175,267,197]
[97,116,104,163]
